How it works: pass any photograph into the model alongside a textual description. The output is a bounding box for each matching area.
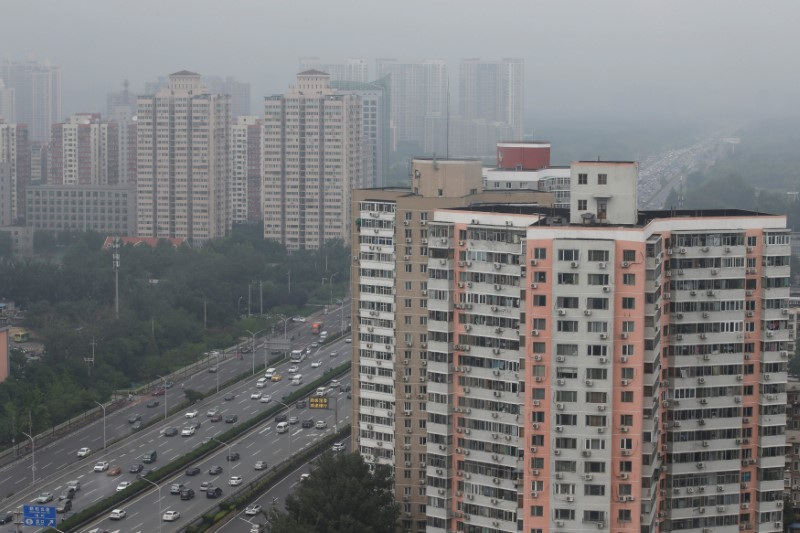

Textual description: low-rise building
[25,183,135,234]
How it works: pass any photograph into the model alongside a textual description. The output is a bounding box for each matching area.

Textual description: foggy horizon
[4,0,799,131]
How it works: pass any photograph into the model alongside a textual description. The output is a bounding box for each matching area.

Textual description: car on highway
[330,351,337,358]
[34,492,54,503]
[185,409,199,418]
[296,400,307,409]
[56,500,72,514]
[288,416,299,425]
[76,446,91,458]
[210,413,223,422]
[275,414,287,423]
[187,420,201,430]
[300,473,310,482]
[332,442,345,452]
[116,481,131,492]
[245,504,262,516]
[310,342,319,348]
[224,393,236,401]
[107,465,122,476]
[229,475,243,486]
[180,488,195,500]
[208,465,223,475]
[288,365,299,373]
[146,400,160,408]
[128,413,141,423]
[94,460,109,472]
[129,463,143,474]
[225,414,238,423]
[132,421,143,431]
[226,451,241,461]
[315,387,327,396]
[162,510,181,522]
[315,420,327,429]
[259,394,272,403]
[163,426,178,437]
[165,380,174,388]
[109,509,127,520]
[151,388,165,396]
[345,337,352,343]
[58,488,75,501]
[0,512,13,524]
[208,365,218,373]
[200,481,213,491]
[66,480,81,492]
[206,486,223,498]
[271,373,282,382]
[142,450,157,463]
[206,407,220,416]
[311,360,322,368]
[254,460,268,470]
[170,482,185,494]
[330,379,340,389]
[181,426,196,437]
[138,468,154,478]
[250,391,262,400]
[292,316,306,322]
[186,466,201,476]
[301,418,314,428]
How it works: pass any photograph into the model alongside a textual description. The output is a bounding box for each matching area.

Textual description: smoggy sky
[2,0,798,128]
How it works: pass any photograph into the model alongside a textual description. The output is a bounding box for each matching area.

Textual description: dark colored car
[185,466,201,476]
[163,427,178,437]
[128,414,141,423]
[208,465,223,475]
[146,400,160,408]
[58,488,75,501]
[180,488,195,500]
[226,452,240,462]
[164,381,174,388]
[275,414,287,423]
[56,500,72,514]
[187,420,201,430]
[129,463,143,474]
[210,413,222,422]
[138,468,154,478]
[206,486,223,499]
[0,512,12,524]
[225,414,238,423]
[301,418,314,428]
[151,388,165,396]
[131,421,142,431]
[296,400,306,409]
[223,393,235,401]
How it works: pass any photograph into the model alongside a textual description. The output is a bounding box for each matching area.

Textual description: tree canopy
[268,452,399,533]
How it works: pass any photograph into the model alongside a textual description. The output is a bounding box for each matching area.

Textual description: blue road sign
[23,504,56,527]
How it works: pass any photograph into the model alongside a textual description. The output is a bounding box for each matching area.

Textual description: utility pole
[247,283,252,317]
[112,237,121,318]
[287,271,291,294]
[259,281,263,316]
[85,338,96,376]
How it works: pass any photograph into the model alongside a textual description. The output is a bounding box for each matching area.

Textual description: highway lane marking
[246,442,256,449]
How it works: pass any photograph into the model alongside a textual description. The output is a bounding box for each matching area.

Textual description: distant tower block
[722,137,741,154]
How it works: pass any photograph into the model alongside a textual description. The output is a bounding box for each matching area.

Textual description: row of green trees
[0,225,350,445]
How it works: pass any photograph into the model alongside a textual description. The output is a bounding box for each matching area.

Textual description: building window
[533,295,547,306]
[598,173,607,185]
[534,248,547,260]
[623,273,636,285]
[578,173,588,185]
[558,249,579,261]
[622,250,636,262]
[622,297,636,310]
[622,321,634,332]
[588,250,609,262]
[621,391,633,403]
[578,200,587,210]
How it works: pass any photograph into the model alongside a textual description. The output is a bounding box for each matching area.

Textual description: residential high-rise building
[108,105,137,186]
[353,158,790,533]
[106,79,137,118]
[146,75,251,117]
[0,80,14,123]
[29,141,48,186]
[49,113,119,185]
[299,57,370,83]
[262,70,362,250]
[375,59,448,154]
[331,77,391,188]
[229,116,262,225]
[350,158,555,532]
[136,71,231,242]
[459,58,524,139]
[0,123,30,224]
[0,59,62,143]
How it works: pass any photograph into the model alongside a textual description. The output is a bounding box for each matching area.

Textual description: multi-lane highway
[217,440,353,533]
[79,369,352,533]
[0,301,351,531]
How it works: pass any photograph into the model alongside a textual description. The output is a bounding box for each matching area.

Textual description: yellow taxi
[271,373,283,382]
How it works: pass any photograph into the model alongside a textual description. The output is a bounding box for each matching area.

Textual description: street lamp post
[329,272,338,306]
[140,477,163,533]
[237,296,243,318]
[209,436,234,462]
[334,298,345,334]
[157,375,167,420]
[245,329,265,375]
[21,431,34,486]
[94,401,107,450]
[275,401,293,450]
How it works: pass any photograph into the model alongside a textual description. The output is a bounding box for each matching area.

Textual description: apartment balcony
[758,455,786,469]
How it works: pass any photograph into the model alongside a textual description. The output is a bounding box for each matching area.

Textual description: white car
[315,420,327,429]
[162,510,181,522]
[185,409,198,418]
[288,365,299,373]
[76,447,91,458]
[109,509,127,520]
[206,407,220,417]
[332,442,345,452]
[259,395,272,403]
[94,460,109,472]
[300,473,310,482]
[245,504,262,516]
[311,360,322,368]
[292,316,306,322]
[250,391,262,400]
[229,475,243,486]
[181,426,196,437]
[345,337,352,343]
[116,481,131,492]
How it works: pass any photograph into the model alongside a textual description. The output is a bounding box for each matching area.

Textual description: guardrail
[44,361,352,533]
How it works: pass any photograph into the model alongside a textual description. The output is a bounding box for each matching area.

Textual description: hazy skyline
[3,0,799,129]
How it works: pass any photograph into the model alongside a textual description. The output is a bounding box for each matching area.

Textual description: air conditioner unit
[600,333,608,340]
[557,379,565,385]
[553,449,561,455]
[584,474,593,481]
[558,309,566,316]
[570,261,579,268]
[621,332,629,339]
[599,357,608,364]
[555,425,563,432]
[621,426,629,432]
[556,355,565,362]
[620,356,628,363]
[602,286,610,293]
[585,379,594,387]
[584,309,593,316]
[531,330,539,336]
[621,261,630,268]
